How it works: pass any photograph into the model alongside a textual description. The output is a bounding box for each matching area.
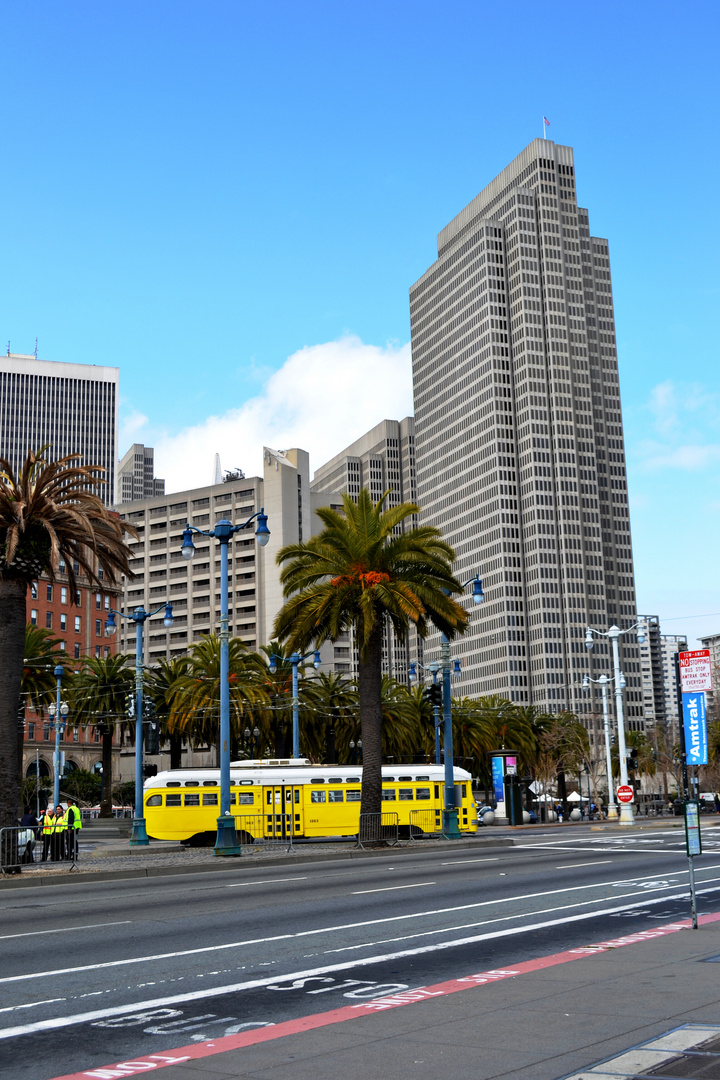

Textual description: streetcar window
[381,790,396,801]
[166,781,181,787]
[399,789,414,801]
[329,790,343,803]
[146,794,162,806]
[294,790,300,803]
[398,775,412,781]
[184,794,200,806]
[416,775,430,781]
[346,790,361,801]
[230,793,236,804]
[311,778,325,784]
[239,780,254,786]
[237,794,254,805]
[434,785,440,799]
[184,781,200,787]
[311,791,326,803]
[202,794,218,806]
[202,781,216,787]
[416,788,431,800]
[166,794,181,806]
[459,785,467,799]
[384,776,395,781]
[346,777,360,783]
[328,777,343,783]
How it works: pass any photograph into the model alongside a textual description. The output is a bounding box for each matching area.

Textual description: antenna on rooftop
[6,341,9,356]
[213,453,222,486]
[34,337,38,359]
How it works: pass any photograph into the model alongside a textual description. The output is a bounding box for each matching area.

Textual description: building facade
[312,417,419,680]
[699,632,720,724]
[117,443,165,504]
[0,353,119,505]
[409,138,642,731]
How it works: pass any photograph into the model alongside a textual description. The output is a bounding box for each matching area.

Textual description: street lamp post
[440,574,484,838]
[409,660,443,764]
[49,664,68,806]
[268,650,321,758]
[104,602,174,846]
[585,619,646,826]
[181,509,270,855]
[244,725,260,758]
[582,673,619,820]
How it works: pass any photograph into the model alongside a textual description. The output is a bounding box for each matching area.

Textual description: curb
[0,836,514,890]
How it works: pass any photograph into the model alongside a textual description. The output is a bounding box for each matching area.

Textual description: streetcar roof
[144,763,472,789]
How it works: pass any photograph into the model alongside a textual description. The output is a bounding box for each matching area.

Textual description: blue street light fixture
[105,602,174,845]
[409,658,462,765]
[49,664,68,806]
[585,618,645,827]
[414,574,487,833]
[267,650,321,759]
[181,509,270,855]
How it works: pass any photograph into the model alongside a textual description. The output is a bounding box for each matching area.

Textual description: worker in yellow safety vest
[50,805,66,862]
[65,798,82,860]
[39,809,54,862]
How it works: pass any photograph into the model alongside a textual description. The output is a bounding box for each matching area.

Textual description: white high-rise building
[0,352,118,504]
[409,138,643,726]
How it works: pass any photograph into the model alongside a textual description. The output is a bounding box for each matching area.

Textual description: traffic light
[424,684,442,708]
[627,748,639,773]
[144,698,159,755]
[142,764,158,778]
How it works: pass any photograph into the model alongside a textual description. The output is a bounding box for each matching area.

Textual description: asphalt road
[3,822,720,1080]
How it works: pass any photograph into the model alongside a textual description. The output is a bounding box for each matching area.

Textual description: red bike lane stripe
[50,911,720,1080]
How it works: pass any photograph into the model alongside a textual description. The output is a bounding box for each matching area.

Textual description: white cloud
[636,442,720,471]
[119,408,149,451]
[154,335,413,493]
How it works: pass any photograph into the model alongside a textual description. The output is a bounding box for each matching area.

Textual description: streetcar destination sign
[617,785,634,804]
[679,650,713,693]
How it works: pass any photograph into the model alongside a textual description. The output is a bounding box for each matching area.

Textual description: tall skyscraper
[0,352,119,505]
[409,138,643,724]
[312,417,419,679]
[116,443,165,504]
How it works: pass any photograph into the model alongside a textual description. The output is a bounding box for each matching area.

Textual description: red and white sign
[617,785,634,804]
[679,649,713,693]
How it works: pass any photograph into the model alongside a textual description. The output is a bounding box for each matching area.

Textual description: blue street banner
[683,692,708,766]
[491,756,505,804]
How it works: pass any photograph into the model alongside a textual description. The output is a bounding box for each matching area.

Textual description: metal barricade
[233,814,294,853]
[408,808,444,840]
[357,812,400,848]
[1,824,79,875]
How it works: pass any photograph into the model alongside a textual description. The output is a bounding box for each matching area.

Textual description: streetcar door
[263,786,294,839]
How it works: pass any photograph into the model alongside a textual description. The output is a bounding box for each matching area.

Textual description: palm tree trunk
[0,576,27,828]
[170,733,182,770]
[358,620,384,821]
[101,729,113,818]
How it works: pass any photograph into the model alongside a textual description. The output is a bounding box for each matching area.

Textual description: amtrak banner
[682,691,708,766]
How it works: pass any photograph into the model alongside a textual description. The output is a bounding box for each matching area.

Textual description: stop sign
[617,785,634,804]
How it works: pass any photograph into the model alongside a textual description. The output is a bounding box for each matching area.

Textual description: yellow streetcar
[143,759,478,844]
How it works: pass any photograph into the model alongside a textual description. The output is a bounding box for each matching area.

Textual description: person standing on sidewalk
[50,805,66,862]
[39,808,54,862]
[65,799,82,860]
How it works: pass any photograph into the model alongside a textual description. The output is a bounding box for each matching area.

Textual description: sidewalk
[57,912,720,1080]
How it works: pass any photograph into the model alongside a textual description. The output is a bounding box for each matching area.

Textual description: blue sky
[1,0,718,646]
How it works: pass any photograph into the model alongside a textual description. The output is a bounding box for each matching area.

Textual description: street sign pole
[684,800,702,930]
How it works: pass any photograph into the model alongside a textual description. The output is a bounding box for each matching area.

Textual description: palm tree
[273,489,468,820]
[0,447,134,826]
[299,670,358,762]
[70,654,135,817]
[145,656,190,769]
[167,635,268,763]
[19,625,68,787]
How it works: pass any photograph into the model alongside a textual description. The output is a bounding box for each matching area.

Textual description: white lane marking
[226,877,307,888]
[0,920,131,942]
[4,886,720,1041]
[6,865,718,986]
[0,999,65,1015]
[441,859,499,865]
[558,861,613,869]
[352,883,436,895]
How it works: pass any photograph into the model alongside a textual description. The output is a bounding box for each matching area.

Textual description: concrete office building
[117,443,165,503]
[312,418,419,680]
[639,617,687,744]
[699,632,720,724]
[0,352,118,505]
[115,446,341,663]
[409,138,642,728]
